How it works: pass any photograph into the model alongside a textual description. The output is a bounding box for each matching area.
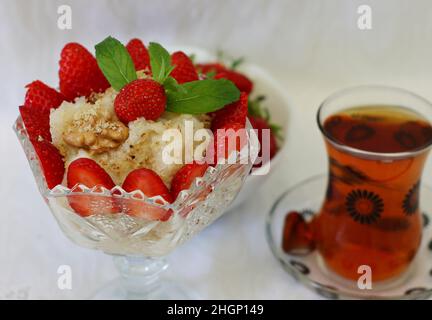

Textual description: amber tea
[316,105,432,281]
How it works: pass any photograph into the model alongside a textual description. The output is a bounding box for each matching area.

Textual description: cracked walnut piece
[63,109,129,154]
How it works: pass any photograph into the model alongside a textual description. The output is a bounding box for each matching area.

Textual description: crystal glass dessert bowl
[14,115,257,298]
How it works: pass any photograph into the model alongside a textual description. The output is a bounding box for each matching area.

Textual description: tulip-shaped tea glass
[315,86,432,282]
[14,116,258,299]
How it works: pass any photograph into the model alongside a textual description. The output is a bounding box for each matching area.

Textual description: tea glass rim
[317,85,432,161]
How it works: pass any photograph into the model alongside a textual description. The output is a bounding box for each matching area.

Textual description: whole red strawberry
[24,80,65,112]
[33,139,65,189]
[59,43,110,100]
[171,162,209,199]
[211,92,248,130]
[67,158,116,217]
[126,38,151,72]
[114,79,166,123]
[121,168,173,221]
[170,51,199,84]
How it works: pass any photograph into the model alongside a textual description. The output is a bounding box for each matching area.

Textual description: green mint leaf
[206,70,216,79]
[95,36,137,91]
[164,76,187,95]
[166,79,240,114]
[148,42,172,84]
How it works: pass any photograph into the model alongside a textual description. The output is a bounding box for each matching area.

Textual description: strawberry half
[211,92,248,130]
[196,63,253,94]
[59,43,110,101]
[213,122,248,164]
[249,115,278,165]
[32,139,65,189]
[19,105,52,142]
[126,38,151,72]
[171,162,209,199]
[215,70,253,94]
[121,168,173,221]
[67,158,116,217]
[24,80,65,113]
[20,80,65,142]
[170,51,199,84]
[114,79,166,123]
[196,63,226,75]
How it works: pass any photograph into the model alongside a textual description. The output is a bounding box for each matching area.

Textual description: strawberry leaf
[148,42,173,84]
[95,36,137,91]
[166,79,240,114]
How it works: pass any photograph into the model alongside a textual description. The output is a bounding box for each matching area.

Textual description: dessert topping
[63,108,129,153]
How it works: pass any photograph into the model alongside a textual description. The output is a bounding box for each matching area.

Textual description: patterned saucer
[266,174,432,300]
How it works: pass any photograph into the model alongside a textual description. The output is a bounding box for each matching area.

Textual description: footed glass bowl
[14,116,258,299]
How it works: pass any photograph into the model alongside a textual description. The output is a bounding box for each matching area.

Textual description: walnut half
[63,116,129,154]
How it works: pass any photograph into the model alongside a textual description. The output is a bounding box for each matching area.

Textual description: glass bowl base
[91,278,197,300]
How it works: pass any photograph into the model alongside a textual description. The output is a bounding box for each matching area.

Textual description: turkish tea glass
[316,86,432,282]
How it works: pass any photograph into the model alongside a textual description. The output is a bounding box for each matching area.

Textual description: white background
[1,0,432,299]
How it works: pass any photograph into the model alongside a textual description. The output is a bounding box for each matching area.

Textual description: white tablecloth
[1,0,432,299]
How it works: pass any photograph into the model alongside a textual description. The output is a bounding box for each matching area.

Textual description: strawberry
[121,168,173,221]
[59,43,110,101]
[126,38,151,72]
[114,79,166,123]
[282,211,315,255]
[24,80,65,113]
[211,92,248,130]
[215,70,253,94]
[171,162,209,199]
[249,115,278,163]
[67,158,116,217]
[196,63,225,75]
[32,139,65,189]
[213,122,248,163]
[196,63,253,94]
[170,51,199,84]
[19,105,52,142]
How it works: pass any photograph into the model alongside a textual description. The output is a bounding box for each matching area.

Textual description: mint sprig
[95,36,137,91]
[95,36,241,115]
[148,42,174,84]
[166,79,240,114]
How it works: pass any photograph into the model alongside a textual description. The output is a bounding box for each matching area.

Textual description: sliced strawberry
[282,211,315,255]
[32,139,65,189]
[211,92,248,130]
[196,63,253,93]
[215,70,253,94]
[19,105,52,142]
[170,51,199,84]
[114,79,166,123]
[213,122,248,164]
[59,43,110,101]
[67,158,116,217]
[249,116,278,165]
[24,80,65,112]
[121,168,173,221]
[195,63,226,75]
[171,162,209,200]
[126,38,151,72]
